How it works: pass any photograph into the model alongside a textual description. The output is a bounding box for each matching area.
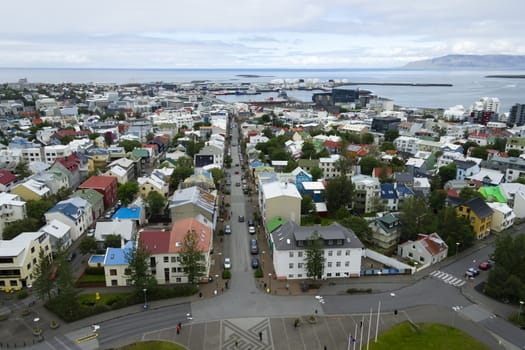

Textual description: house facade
[259,181,301,227]
[455,197,493,239]
[397,233,448,268]
[78,176,118,210]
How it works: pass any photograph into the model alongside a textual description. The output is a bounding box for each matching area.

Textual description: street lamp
[268,273,272,293]
[143,288,148,310]
[455,242,460,258]
[33,317,40,332]
[519,301,524,322]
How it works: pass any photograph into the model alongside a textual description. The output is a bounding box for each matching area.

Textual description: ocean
[1,67,524,112]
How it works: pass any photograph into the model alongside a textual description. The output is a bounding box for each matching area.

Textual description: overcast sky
[1,0,524,68]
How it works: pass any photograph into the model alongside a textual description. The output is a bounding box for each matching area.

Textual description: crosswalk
[430,270,466,287]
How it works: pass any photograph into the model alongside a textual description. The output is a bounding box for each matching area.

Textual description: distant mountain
[403,54,525,69]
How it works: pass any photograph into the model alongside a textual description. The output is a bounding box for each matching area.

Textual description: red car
[478,261,492,270]
[234,170,239,174]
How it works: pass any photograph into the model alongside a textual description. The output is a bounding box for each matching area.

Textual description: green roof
[131,149,149,158]
[72,188,104,205]
[267,216,287,233]
[298,159,319,168]
[479,186,506,203]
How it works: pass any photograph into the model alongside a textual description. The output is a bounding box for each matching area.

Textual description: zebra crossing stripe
[448,278,459,284]
[430,270,440,276]
[444,276,455,282]
[436,272,446,278]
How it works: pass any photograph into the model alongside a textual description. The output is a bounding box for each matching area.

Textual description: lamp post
[519,301,524,323]
[455,242,460,258]
[143,288,148,310]
[33,317,40,332]
[268,273,272,293]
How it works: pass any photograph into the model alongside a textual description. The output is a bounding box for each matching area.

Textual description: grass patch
[118,340,187,350]
[368,321,491,350]
[78,274,106,282]
[78,293,131,306]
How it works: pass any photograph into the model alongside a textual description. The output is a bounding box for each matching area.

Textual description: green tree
[117,182,139,206]
[59,135,74,145]
[359,156,380,176]
[171,165,194,190]
[78,236,97,255]
[26,199,54,225]
[301,142,317,159]
[118,140,141,153]
[146,132,155,142]
[283,159,298,173]
[209,168,225,188]
[514,177,525,185]
[104,234,122,248]
[53,240,79,319]
[325,176,354,214]
[435,207,475,252]
[126,242,157,295]
[438,163,457,187]
[186,140,204,158]
[305,231,325,280]
[508,149,522,158]
[15,160,31,180]
[462,141,479,156]
[489,137,507,152]
[399,197,433,242]
[380,142,396,152]
[361,133,375,144]
[146,191,167,218]
[384,129,399,142]
[104,132,114,146]
[470,146,488,160]
[459,187,483,200]
[3,218,40,240]
[334,155,354,176]
[310,166,323,181]
[429,189,447,211]
[179,230,205,284]
[301,195,315,215]
[32,247,54,301]
[340,215,372,242]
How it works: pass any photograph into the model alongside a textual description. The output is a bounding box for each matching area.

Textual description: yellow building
[11,179,50,201]
[456,197,494,239]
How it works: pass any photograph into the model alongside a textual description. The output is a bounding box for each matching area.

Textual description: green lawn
[78,274,106,282]
[367,322,491,350]
[78,292,131,305]
[118,341,187,350]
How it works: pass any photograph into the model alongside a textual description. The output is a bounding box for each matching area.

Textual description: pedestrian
[176,325,180,334]
[178,322,182,329]
[259,331,262,341]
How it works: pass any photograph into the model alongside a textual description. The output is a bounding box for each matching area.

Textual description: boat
[277,89,288,99]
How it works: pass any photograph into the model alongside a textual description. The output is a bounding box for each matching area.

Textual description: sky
[1,0,524,69]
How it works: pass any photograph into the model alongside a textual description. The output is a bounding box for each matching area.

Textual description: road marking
[456,281,466,287]
[443,276,455,282]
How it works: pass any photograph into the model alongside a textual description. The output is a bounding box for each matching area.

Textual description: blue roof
[395,183,415,196]
[380,183,398,199]
[251,161,264,168]
[104,241,134,266]
[113,207,141,220]
[48,202,82,221]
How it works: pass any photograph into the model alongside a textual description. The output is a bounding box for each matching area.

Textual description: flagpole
[359,314,364,347]
[366,307,372,350]
[375,300,381,342]
[353,322,358,350]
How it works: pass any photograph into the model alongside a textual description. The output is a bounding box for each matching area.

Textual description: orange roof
[169,217,212,253]
[417,233,448,256]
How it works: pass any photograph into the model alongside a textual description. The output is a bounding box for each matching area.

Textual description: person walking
[176,324,180,334]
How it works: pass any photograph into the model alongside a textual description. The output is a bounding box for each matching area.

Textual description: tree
[359,156,381,176]
[301,195,315,215]
[104,234,122,248]
[399,197,433,242]
[438,163,457,187]
[15,160,31,180]
[435,207,475,252]
[304,231,325,280]
[118,140,141,153]
[146,191,167,218]
[384,129,399,142]
[380,142,396,152]
[310,166,323,181]
[79,236,97,255]
[186,140,204,158]
[179,230,205,284]
[429,189,447,212]
[88,132,100,140]
[462,141,479,156]
[489,137,506,152]
[361,133,375,144]
[146,132,155,142]
[325,176,354,214]
[26,200,54,225]
[3,218,40,240]
[334,155,354,176]
[126,242,157,295]
[117,182,139,206]
[508,149,522,158]
[470,146,488,160]
[53,240,79,319]
[171,165,194,190]
[104,131,114,146]
[32,247,54,301]
[301,142,317,159]
[340,216,372,242]
[209,168,225,188]
[459,187,483,200]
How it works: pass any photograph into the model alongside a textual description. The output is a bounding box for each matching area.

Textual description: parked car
[87,228,95,237]
[248,220,255,234]
[224,225,232,235]
[478,261,492,270]
[250,239,259,254]
[465,267,480,278]
[224,257,231,269]
[238,215,245,222]
[235,182,241,187]
[67,251,76,262]
[251,257,260,269]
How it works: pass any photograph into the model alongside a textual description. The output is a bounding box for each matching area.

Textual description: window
[31,247,35,254]
[289,252,294,258]
[171,257,176,263]
[327,262,332,267]
[346,250,350,256]
[289,263,294,269]
[419,257,425,262]
[111,280,118,286]
[345,261,350,267]
[337,250,342,256]
[298,263,303,269]
[335,272,341,277]
[288,274,294,278]
[177,268,183,272]
[110,269,117,276]
[336,261,341,267]
[298,251,303,258]
[124,268,131,275]
[328,250,333,256]
[327,273,332,277]
[163,256,169,263]
[297,274,302,278]
[408,252,413,258]
[172,268,177,273]
[33,258,37,264]
[27,264,31,270]
[0,281,4,286]
[10,280,17,286]
[176,277,182,283]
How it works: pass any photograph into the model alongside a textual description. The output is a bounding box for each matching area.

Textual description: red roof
[170,218,212,253]
[53,153,81,173]
[447,189,459,198]
[469,133,489,139]
[372,167,393,178]
[0,170,17,185]
[79,176,117,189]
[417,233,448,256]
[140,230,171,254]
[323,140,340,148]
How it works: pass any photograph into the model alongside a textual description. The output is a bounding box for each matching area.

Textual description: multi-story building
[352,175,380,214]
[393,136,419,155]
[0,193,27,239]
[43,145,72,164]
[397,233,448,268]
[45,197,93,241]
[259,181,301,226]
[269,220,364,280]
[369,213,401,250]
[0,231,51,291]
[78,176,118,210]
[456,197,493,239]
[487,202,515,233]
[318,155,341,179]
[507,103,525,127]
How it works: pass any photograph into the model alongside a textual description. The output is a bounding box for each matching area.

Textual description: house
[499,183,525,218]
[137,175,169,199]
[104,241,134,287]
[112,206,146,226]
[455,197,493,239]
[71,189,105,221]
[180,170,215,192]
[106,165,129,184]
[351,175,380,214]
[486,202,515,233]
[94,220,136,248]
[318,155,342,179]
[45,197,93,241]
[107,157,137,181]
[259,181,301,226]
[51,153,86,190]
[397,233,448,268]
[466,168,505,187]
[0,231,51,291]
[269,221,364,280]
[302,181,325,203]
[11,179,51,201]
[369,213,401,250]
[380,183,398,211]
[413,177,431,197]
[297,159,320,174]
[291,167,312,194]
[78,176,118,210]
[0,170,17,192]
[455,160,480,181]
[39,219,72,252]
[478,186,507,203]
[0,192,27,239]
[195,144,223,168]
[169,186,217,227]
[32,170,69,195]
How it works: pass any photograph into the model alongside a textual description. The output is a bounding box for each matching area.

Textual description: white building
[319,154,342,179]
[487,202,515,233]
[39,219,72,251]
[43,145,72,164]
[397,233,448,269]
[259,181,301,226]
[270,221,364,280]
[0,193,27,239]
[394,136,419,155]
[352,175,380,214]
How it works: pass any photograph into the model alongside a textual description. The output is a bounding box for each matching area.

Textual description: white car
[224,257,232,269]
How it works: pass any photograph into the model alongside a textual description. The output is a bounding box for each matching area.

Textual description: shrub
[254,268,263,278]
[346,288,373,294]
[17,290,29,299]
[84,267,105,275]
[222,270,232,279]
